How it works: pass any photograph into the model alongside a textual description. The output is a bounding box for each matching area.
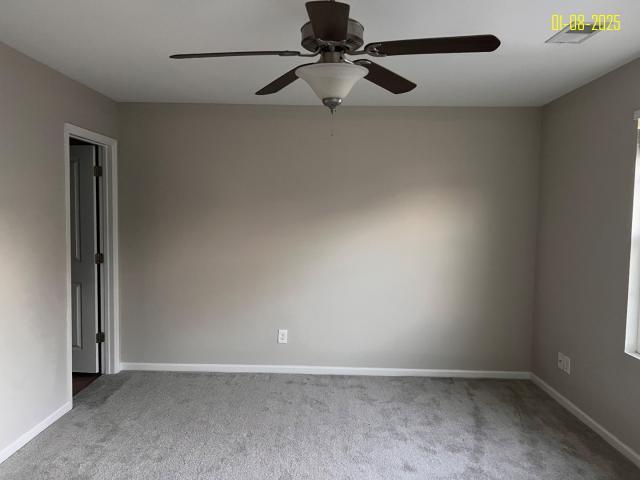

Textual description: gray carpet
[0,372,637,479]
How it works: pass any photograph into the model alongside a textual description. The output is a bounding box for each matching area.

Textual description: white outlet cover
[564,356,571,375]
[278,329,288,344]
[557,352,564,369]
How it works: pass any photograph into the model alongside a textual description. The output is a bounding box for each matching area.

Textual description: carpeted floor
[0,372,637,479]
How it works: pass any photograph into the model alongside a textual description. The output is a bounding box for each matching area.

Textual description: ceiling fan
[171,1,501,112]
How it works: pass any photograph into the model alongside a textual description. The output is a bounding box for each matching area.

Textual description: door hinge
[96,332,105,343]
[95,253,104,264]
[93,165,103,177]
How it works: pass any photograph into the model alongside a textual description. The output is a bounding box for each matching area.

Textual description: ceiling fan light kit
[295,62,368,113]
[170,1,501,113]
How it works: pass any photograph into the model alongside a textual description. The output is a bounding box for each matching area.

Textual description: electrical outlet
[278,329,288,344]
[557,352,565,370]
[558,352,571,375]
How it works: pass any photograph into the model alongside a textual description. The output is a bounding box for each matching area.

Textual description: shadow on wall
[119,105,538,368]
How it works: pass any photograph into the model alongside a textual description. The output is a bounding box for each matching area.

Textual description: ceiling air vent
[546,23,599,44]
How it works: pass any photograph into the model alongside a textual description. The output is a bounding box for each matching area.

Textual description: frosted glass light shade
[296,63,368,102]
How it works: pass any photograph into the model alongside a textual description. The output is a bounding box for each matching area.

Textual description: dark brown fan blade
[255,64,314,95]
[365,35,500,56]
[305,1,350,42]
[170,50,302,59]
[354,60,416,94]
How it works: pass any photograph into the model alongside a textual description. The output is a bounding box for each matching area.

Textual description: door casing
[64,124,119,404]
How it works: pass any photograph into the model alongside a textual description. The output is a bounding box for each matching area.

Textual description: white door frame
[64,124,120,395]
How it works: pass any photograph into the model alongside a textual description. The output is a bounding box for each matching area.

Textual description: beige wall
[0,42,117,455]
[533,58,640,453]
[118,104,541,371]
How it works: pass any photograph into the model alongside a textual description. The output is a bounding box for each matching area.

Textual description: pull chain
[330,108,335,137]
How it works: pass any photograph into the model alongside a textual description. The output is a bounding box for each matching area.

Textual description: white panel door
[70,145,99,373]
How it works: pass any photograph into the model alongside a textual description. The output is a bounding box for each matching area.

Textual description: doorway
[69,139,103,393]
[64,124,119,400]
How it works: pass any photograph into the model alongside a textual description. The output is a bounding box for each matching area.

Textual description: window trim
[625,112,640,359]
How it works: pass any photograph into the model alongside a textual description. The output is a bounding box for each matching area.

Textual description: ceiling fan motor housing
[300,19,364,53]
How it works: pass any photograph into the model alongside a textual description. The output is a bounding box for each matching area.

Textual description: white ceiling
[1,0,639,106]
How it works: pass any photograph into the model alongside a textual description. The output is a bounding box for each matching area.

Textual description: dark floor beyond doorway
[72,373,100,396]
[2,372,638,479]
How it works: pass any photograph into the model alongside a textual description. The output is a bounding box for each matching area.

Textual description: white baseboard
[531,374,640,469]
[120,362,532,379]
[0,400,72,465]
